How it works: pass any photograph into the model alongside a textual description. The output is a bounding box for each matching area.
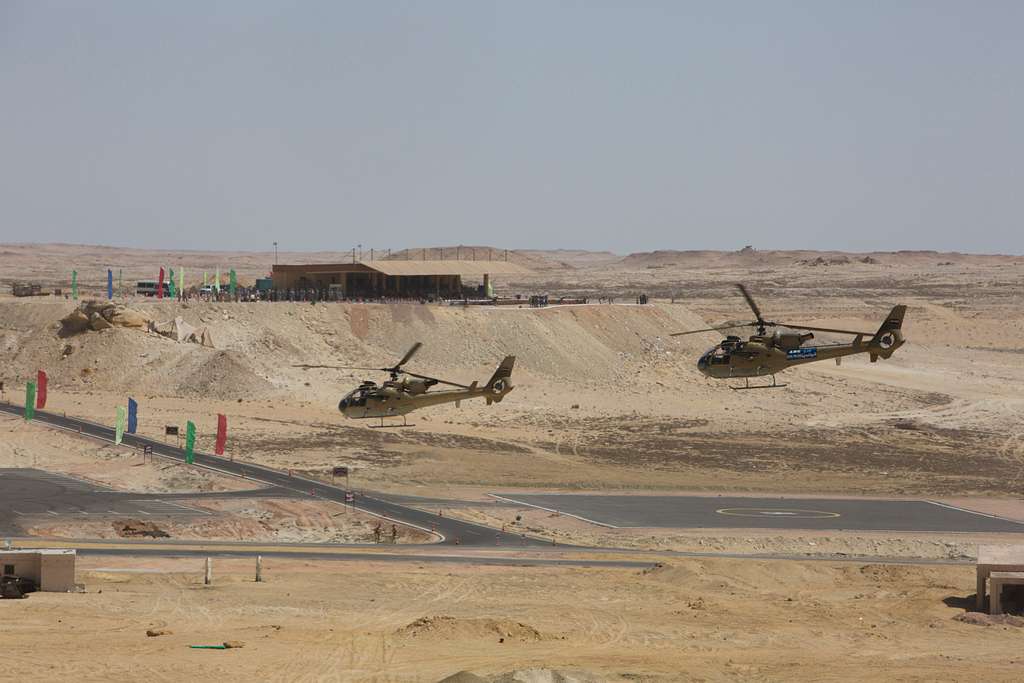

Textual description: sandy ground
[3,244,1024,680]
[0,419,430,544]
[4,556,1023,682]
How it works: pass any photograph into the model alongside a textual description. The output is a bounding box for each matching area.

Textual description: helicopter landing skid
[368,416,414,428]
[730,376,787,390]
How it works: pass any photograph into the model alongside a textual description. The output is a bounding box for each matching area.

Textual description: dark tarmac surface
[0,468,212,533]
[0,403,549,547]
[492,493,1024,533]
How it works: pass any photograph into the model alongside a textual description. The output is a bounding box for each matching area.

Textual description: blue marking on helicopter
[787,348,817,360]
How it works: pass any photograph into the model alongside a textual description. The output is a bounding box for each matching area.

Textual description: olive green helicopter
[296,343,515,426]
[672,284,907,389]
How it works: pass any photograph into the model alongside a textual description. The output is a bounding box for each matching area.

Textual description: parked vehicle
[0,574,37,599]
[136,280,171,297]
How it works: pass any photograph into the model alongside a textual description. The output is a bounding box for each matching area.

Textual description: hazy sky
[1,2,1021,254]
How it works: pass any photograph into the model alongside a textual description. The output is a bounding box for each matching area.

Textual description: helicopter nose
[338,398,347,412]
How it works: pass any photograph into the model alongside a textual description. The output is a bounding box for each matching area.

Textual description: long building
[270,259,529,299]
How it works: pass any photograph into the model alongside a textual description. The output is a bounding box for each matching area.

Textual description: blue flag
[107,269,113,299]
[127,397,138,434]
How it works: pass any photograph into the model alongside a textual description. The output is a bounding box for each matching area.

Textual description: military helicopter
[671,285,906,389]
[296,343,515,426]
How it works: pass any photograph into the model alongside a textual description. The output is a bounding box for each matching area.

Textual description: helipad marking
[716,507,841,520]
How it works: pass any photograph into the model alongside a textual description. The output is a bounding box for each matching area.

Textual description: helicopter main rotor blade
[393,342,423,370]
[771,322,874,336]
[402,370,472,389]
[670,322,755,337]
[291,364,382,371]
[736,284,765,326]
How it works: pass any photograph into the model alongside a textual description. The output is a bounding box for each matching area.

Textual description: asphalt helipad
[0,468,211,533]
[491,493,1024,533]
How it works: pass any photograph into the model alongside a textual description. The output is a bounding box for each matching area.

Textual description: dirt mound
[437,673,488,683]
[114,520,170,538]
[798,256,851,267]
[954,612,1024,628]
[174,350,274,399]
[396,616,545,642]
[491,669,622,683]
[857,564,927,583]
[2,298,716,406]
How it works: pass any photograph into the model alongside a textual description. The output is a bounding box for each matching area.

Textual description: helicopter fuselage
[673,285,907,384]
[339,380,511,418]
[698,338,854,379]
[697,328,903,380]
[337,355,516,420]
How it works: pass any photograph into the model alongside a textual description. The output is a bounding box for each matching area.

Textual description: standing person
[390,524,398,544]
[373,522,382,544]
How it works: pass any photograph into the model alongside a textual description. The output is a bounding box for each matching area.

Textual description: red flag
[36,370,47,409]
[215,413,227,455]
[157,267,165,300]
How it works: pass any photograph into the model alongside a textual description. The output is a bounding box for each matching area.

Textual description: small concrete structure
[976,545,1024,611]
[0,549,77,592]
[989,572,1024,615]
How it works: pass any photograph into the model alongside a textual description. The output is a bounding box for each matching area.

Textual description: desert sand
[2,243,1024,680]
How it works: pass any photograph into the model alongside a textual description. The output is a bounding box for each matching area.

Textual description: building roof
[0,548,76,555]
[273,260,530,277]
[361,260,529,276]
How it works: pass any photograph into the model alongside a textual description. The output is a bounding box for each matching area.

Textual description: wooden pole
[256,555,263,583]
[204,557,212,585]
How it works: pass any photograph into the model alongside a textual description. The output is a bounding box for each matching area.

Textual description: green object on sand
[189,645,228,650]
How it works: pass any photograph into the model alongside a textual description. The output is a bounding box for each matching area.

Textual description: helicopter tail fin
[868,305,906,360]
[485,356,515,403]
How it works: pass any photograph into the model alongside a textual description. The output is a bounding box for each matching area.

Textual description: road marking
[716,507,840,519]
[925,500,1024,526]
[47,510,58,515]
[488,494,620,528]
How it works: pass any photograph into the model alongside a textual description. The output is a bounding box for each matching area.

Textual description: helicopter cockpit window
[341,389,369,408]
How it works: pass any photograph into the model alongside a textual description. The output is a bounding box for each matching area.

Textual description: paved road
[493,493,1024,533]
[71,547,650,568]
[0,468,211,533]
[0,403,544,547]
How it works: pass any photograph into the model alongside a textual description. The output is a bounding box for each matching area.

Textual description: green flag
[115,406,126,444]
[24,382,36,421]
[203,271,208,287]
[214,267,220,293]
[185,420,196,464]
[168,268,177,299]
[179,267,184,294]
[71,271,78,300]
[229,269,237,296]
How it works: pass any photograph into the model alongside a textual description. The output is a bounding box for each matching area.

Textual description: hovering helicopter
[296,343,515,426]
[671,285,906,389]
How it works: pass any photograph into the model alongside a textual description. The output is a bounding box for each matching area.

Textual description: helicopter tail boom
[485,356,516,403]
[868,305,907,360]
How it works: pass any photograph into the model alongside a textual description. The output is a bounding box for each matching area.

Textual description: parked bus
[136,280,171,297]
